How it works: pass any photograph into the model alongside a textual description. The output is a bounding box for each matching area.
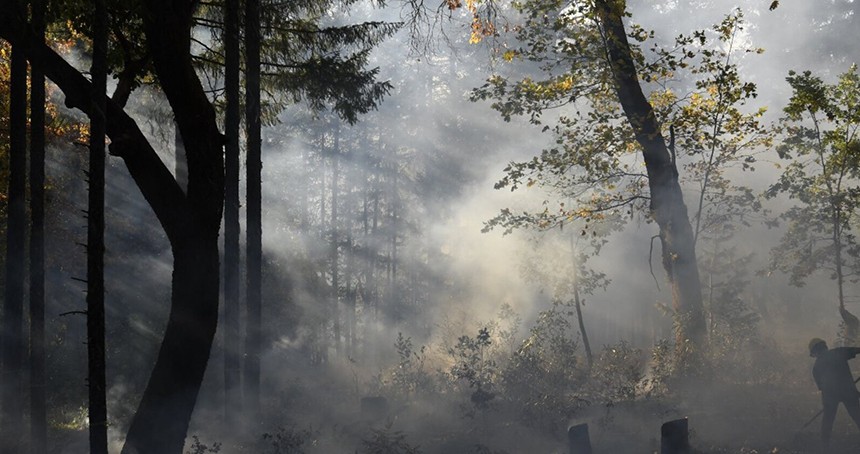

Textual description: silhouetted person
[809,338,860,446]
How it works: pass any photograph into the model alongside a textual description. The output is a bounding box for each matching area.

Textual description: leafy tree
[663,11,770,350]
[470,0,710,361]
[766,65,860,341]
[517,228,616,369]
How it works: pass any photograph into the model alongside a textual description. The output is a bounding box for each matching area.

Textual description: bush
[588,340,645,403]
[448,328,498,410]
[500,307,586,427]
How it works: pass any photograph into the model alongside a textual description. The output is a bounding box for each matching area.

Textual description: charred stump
[661,418,690,454]
[568,423,592,454]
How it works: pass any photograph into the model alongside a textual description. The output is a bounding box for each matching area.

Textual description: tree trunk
[244,0,263,420]
[87,0,109,451]
[122,237,221,454]
[223,0,242,426]
[2,29,27,454]
[174,119,188,191]
[595,0,706,360]
[570,236,593,369]
[120,2,226,451]
[28,0,48,451]
[331,132,341,356]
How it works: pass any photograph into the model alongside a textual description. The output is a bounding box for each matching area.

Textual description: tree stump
[661,418,690,454]
[568,423,592,454]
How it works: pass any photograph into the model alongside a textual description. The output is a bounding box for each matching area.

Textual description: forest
[1,0,860,453]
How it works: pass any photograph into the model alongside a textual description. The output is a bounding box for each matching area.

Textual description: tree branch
[0,10,192,245]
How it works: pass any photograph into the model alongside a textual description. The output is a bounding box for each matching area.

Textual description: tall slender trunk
[569,235,592,369]
[2,28,28,454]
[346,234,356,356]
[370,170,380,321]
[834,210,858,340]
[28,0,48,451]
[86,0,109,451]
[244,0,263,420]
[331,130,340,356]
[223,0,242,425]
[595,0,706,360]
[389,170,398,313]
[317,147,329,363]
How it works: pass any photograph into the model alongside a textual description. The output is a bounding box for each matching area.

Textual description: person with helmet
[809,337,860,446]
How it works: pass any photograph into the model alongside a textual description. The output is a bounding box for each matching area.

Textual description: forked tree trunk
[595,0,706,359]
[121,2,226,452]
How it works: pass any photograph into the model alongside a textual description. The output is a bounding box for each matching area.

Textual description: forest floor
[210,367,860,454]
[45,377,860,453]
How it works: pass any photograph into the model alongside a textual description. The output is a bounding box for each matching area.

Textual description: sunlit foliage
[766,65,860,341]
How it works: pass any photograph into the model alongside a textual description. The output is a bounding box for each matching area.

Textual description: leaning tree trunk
[2,26,27,454]
[570,235,593,369]
[120,3,226,452]
[595,0,706,361]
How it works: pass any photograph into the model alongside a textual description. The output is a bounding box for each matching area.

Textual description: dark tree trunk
[122,237,221,454]
[223,0,242,425]
[244,0,263,420]
[174,119,188,191]
[28,0,48,451]
[2,30,27,454]
[595,0,706,360]
[86,0,109,451]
